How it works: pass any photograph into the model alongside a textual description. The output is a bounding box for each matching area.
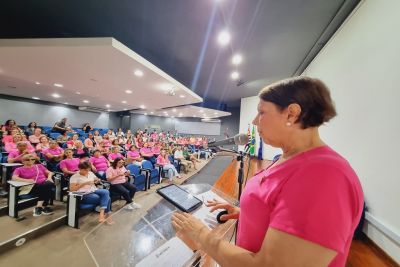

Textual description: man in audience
[52,118,69,134]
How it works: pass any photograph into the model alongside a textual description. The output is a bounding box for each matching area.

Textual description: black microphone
[208,133,249,147]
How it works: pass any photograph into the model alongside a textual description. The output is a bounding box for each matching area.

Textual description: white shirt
[70,171,97,193]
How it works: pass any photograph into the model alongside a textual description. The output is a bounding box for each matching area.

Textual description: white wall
[303,0,400,262]
[0,98,110,128]
[239,96,282,160]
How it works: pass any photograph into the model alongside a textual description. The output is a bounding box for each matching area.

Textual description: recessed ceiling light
[179,113,183,116]
[54,83,63,88]
[232,54,243,65]
[172,109,177,112]
[214,112,218,115]
[76,91,81,95]
[165,113,169,116]
[51,93,61,98]
[199,109,204,113]
[150,112,154,114]
[179,95,185,98]
[144,113,148,115]
[231,71,239,80]
[107,109,111,112]
[83,100,89,103]
[64,102,69,105]
[217,30,231,46]
[134,70,144,77]
[193,115,197,117]
[122,100,127,104]
[139,105,146,109]
[35,82,40,85]
[105,104,111,108]
[32,97,40,100]
[125,89,133,94]
[123,108,127,111]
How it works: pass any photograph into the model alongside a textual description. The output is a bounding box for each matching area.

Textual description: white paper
[136,237,194,267]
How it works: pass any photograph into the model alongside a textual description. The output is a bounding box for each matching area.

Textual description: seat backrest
[141,160,153,170]
[126,164,140,176]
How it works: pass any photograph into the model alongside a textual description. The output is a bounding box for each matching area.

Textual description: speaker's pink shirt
[237,146,363,267]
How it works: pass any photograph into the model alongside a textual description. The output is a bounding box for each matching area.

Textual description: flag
[249,125,256,156]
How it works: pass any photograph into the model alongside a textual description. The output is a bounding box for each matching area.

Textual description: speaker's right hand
[206,199,240,221]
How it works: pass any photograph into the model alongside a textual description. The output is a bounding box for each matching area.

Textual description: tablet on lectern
[157,184,203,213]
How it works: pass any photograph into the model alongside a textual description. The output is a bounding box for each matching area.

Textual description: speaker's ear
[216,210,229,224]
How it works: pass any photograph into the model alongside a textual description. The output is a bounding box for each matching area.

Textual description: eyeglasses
[24,159,36,162]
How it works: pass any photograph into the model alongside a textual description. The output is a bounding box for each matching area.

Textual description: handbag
[19,165,39,195]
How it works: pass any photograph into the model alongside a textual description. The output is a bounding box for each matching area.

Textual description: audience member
[69,161,112,224]
[82,123,93,133]
[156,149,180,184]
[106,158,140,209]
[29,128,45,145]
[12,154,55,217]
[52,118,69,134]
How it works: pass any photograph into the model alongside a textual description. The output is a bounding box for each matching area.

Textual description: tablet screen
[157,184,203,213]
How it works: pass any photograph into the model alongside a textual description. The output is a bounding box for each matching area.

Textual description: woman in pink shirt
[108,146,124,163]
[43,140,64,171]
[5,134,35,153]
[66,134,79,149]
[29,128,45,145]
[126,144,143,166]
[59,149,80,177]
[106,158,139,208]
[156,149,180,183]
[12,154,55,217]
[90,150,110,179]
[36,136,50,152]
[172,77,364,267]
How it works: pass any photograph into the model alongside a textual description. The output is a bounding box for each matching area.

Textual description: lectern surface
[84,184,237,267]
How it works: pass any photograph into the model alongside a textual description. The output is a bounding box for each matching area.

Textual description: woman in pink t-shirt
[59,149,80,177]
[156,149,180,183]
[12,154,55,217]
[106,158,139,208]
[89,150,110,179]
[108,146,124,162]
[36,136,50,152]
[172,77,364,267]
[126,144,143,166]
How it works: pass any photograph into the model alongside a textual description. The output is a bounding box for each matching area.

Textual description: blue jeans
[163,164,179,181]
[82,189,111,213]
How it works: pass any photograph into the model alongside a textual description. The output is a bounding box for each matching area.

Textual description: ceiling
[0,0,360,108]
[0,38,202,111]
[131,105,231,119]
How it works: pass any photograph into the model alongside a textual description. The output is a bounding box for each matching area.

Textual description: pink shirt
[36,143,50,152]
[127,150,140,159]
[13,164,48,184]
[2,135,13,143]
[151,147,161,155]
[156,155,170,166]
[29,134,44,144]
[140,147,153,156]
[89,156,109,172]
[106,166,127,184]
[237,146,363,267]
[60,158,80,172]
[43,147,64,160]
[5,142,35,153]
[108,153,123,161]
